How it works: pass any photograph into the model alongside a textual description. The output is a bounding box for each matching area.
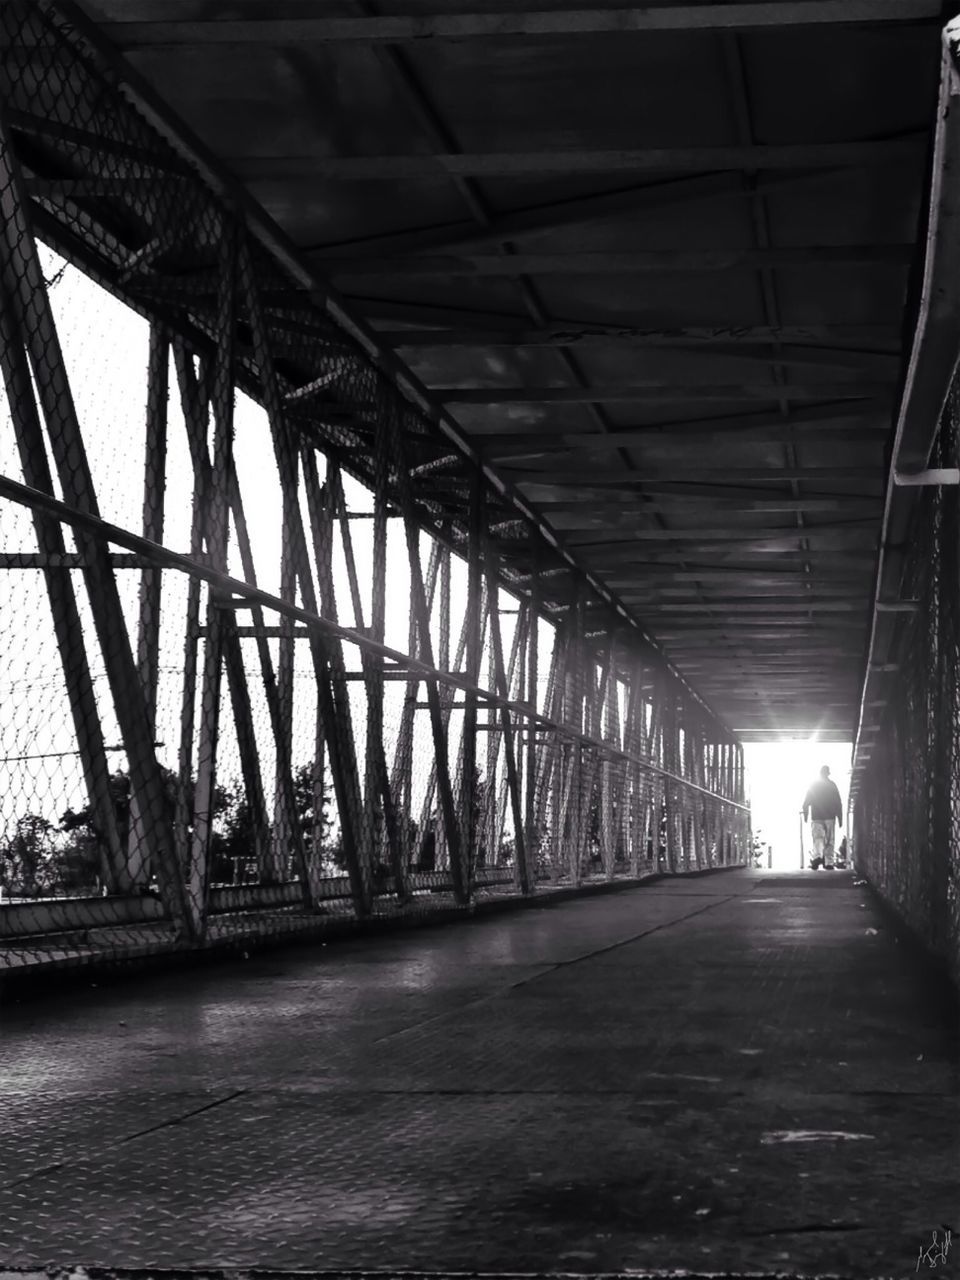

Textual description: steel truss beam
[328,245,913,280]
[314,170,894,260]
[96,3,941,46]
[229,137,924,183]
[0,4,751,948]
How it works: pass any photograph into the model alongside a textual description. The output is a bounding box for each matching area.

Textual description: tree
[210,779,259,884]
[60,769,132,852]
[60,767,228,888]
[211,761,337,883]
[292,761,333,859]
[1,814,57,895]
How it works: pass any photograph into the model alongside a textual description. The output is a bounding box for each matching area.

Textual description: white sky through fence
[0,246,556,843]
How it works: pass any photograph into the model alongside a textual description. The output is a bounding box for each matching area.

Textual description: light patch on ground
[760,1129,875,1144]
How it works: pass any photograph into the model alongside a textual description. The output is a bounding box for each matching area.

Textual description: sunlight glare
[744,740,852,870]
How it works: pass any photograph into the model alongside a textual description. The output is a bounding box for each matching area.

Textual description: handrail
[852,18,960,788]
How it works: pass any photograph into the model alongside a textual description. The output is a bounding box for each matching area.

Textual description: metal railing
[850,20,960,983]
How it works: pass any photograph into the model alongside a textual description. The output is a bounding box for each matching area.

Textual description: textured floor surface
[0,868,957,1277]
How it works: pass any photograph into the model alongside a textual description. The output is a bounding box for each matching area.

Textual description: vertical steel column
[537,634,565,882]
[390,541,441,871]
[188,223,237,920]
[623,667,644,876]
[239,239,368,912]
[330,461,407,899]
[418,584,474,858]
[683,724,700,871]
[598,635,618,879]
[386,418,468,903]
[174,342,274,888]
[172,347,208,883]
[488,603,527,867]
[274,408,297,891]
[566,586,586,885]
[224,481,300,887]
[607,662,632,877]
[370,417,409,896]
[645,686,663,871]
[484,538,529,894]
[0,279,127,894]
[460,470,484,886]
[524,550,540,881]
[576,646,602,880]
[661,683,680,874]
[221,618,274,877]
[0,117,196,936]
[300,453,371,913]
[127,323,169,884]
[435,541,452,872]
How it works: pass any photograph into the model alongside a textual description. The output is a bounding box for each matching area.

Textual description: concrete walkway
[0,869,956,1277]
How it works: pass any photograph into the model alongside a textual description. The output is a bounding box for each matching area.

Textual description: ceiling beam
[230,136,924,182]
[500,466,885,483]
[634,600,868,613]
[312,168,891,259]
[653,624,863,634]
[676,641,861,649]
[329,244,913,279]
[99,4,942,46]
[489,427,888,462]
[670,657,857,664]
[480,401,891,454]
[390,322,901,351]
[441,383,892,404]
[616,594,865,604]
[681,665,860,672]
[577,551,878,569]
[603,569,870,582]
[666,661,861,668]
[561,481,885,502]
[575,524,878,542]
[364,298,535,329]
[529,496,881,514]
[571,535,877,554]
[360,293,894,339]
[685,655,860,661]
[670,649,859,657]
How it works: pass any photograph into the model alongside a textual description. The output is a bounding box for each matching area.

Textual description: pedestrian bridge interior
[0,3,958,1278]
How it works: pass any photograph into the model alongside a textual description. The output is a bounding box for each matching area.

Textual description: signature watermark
[916,1228,952,1271]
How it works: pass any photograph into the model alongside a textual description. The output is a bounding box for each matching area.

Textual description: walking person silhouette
[802,765,843,871]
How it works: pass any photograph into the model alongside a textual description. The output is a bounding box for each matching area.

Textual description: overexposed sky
[745,740,852,868]
[0,246,540,839]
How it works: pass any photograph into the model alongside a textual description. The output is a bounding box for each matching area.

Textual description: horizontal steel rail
[0,472,748,811]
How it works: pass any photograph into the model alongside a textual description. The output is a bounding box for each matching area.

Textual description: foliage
[0,761,337,897]
[0,814,58,895]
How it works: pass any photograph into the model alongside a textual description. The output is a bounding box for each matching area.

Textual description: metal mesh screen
[851,384,960,983]
[0,3,749,980]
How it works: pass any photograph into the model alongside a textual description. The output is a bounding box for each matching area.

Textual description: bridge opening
[744,741,852,871]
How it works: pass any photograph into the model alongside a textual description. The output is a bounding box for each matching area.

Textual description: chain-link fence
[851,383,960,984]
[0,2,749,980]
